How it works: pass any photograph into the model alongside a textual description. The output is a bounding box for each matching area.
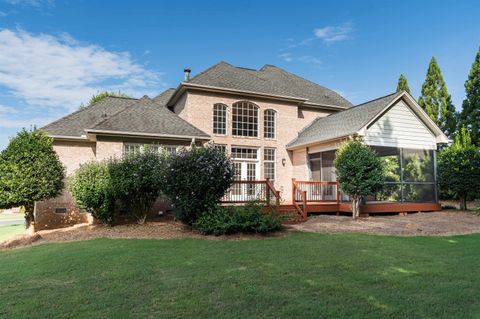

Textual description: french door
[231,147,260,200]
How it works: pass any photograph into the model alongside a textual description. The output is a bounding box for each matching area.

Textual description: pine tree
[459,48,480,146]
[396,74,411,94]
[418,57,457,138]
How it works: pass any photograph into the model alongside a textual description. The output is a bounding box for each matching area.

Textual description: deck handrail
[292,178,308,221]
[292,179,340,204]
[221,179,281,206]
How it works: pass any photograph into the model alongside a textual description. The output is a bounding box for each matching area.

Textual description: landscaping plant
[162,146,234,225]
[109,151,164,224]
[0,129,65,228]
[438,127,480,210]
[334,139,385,219]
[194,201,282,235]
[69,161,115,225]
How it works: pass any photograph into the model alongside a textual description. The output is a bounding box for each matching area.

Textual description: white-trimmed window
[213,144,227,153]
[213,103,227,135]
[232,101,259,137]
[123,143,180,156]
[264,148,276,182]
[264,109,276,139]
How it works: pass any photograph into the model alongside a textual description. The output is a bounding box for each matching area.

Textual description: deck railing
[292,179,340,203]
[221,179,280,206]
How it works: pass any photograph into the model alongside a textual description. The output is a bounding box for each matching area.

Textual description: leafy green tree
[69,161,115,225]
[418,57,457,138]
[0,129,65,228]
[438,127,480,210]
[79,91,130,110]
[108,150,164,224]
[460,48,480,145]
[396,74,411,94]
[334,140,385,219]
[162,146,234,225]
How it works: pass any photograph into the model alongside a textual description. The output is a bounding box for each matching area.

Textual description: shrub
[0,128,65,228]
[69,161,114,225]
[438,127,480,210]
[194,202,282,235]
[334,139,385,219]
[162,146,234,225]
[109,151,164,224]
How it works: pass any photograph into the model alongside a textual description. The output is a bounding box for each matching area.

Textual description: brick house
[38,61,448,229]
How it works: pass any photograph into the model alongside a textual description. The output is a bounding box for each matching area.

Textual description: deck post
[276,190,280,207]
[266,178,271,205]
[302,190,307,218]
[292,178,296,203]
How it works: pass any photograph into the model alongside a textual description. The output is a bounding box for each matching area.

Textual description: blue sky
[0,0,479,149]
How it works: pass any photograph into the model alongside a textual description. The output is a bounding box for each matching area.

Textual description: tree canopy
[460,48,480,146]
[418,57,457,138]
[396,74,411,94]
[0,129,65,227]
[438,126,480,210]
[334,140,385,219]
[79,91,130,110]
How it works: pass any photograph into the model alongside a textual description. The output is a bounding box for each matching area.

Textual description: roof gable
[180,61,352,108]
[88,96,209,139]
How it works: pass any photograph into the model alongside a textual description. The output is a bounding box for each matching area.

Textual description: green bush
[69,161,114,225]
[162,146,234,225]
[109,151,165,224]
[194,202,282,235]
[0,128,65,228]
[334,140,385,219]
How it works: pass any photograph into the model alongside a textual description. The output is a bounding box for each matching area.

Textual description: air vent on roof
[101,111,107,118]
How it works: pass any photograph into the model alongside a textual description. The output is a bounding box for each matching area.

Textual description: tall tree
[418,57,457,138]
[396,74,411,94]
[0,129,65,229]
[460,48,480,146]
[78,91,130,110]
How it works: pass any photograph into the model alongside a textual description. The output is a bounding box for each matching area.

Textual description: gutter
[84,129,211,141]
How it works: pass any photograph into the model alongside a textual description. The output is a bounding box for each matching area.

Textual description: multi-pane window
[264,148,276,182]
[264,109,276,139]
[123,143,180,156]
[231,147,258,159]
[213,103,227,135]
[213,144,227,153]
[232,101,258,137]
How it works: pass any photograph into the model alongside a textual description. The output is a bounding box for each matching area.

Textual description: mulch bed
[292,210,480,236]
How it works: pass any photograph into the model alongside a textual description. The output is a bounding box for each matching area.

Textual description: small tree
[334,140,385,219]
[69,161,115,225]
[438,127,480,210]
[162,146,234,225]
[396,74,411,94]
[108,151,164,224]
[0,129,65,228]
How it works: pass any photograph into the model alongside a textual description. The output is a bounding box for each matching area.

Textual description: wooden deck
[222,179,441,222]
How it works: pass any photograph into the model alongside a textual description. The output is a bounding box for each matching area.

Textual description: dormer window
[213,103,227,135]
[264,109,276,139]
[232,101,258,137]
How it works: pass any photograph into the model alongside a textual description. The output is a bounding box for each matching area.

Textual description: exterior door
[231,147,260,200]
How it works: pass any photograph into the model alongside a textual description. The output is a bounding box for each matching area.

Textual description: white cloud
[0,28,164,111]
[314,22,353,43]
[0,104,18,113]
[297,55,322,66]
[0,11,7,16]
[0,115,54,128]
[2,0,54,7]
[279,52,292,62]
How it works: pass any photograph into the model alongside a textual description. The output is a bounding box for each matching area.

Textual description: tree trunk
[459,194,467,211]
[24,202,35,230]
[352,196,360,220]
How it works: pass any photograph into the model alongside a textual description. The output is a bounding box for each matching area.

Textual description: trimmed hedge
[194,202,282,235]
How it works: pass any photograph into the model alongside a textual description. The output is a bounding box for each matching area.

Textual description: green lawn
[0,224,24,242]
[1,232,479,319]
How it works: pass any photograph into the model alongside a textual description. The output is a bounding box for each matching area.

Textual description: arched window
[232,101,259,137]
[213,103,227,135]
[264,109,276,139]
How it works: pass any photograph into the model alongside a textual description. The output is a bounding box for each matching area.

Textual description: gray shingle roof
[89,96,209,139]
[42,96,138,137]
[287,92,402,148]
[153,88,175,106]
[185,62,352,108]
